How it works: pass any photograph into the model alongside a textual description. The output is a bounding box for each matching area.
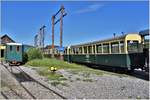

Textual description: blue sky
[1,1,149,46]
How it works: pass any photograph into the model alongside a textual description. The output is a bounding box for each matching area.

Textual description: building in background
[0,34,15,61]
[0,34,15,44]
[43,45,60,55]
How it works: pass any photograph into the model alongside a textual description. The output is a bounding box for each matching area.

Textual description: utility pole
[51,5,67,58]
[40,25,46,51]
[42,25,46,49]
[60,5,64,48]
[52,15,55,58]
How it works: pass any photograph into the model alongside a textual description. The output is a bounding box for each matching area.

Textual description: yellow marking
[125,34,141,43]
[0,46,6,49]
[125,34,142,53]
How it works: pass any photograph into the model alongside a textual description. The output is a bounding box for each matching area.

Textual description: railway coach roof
[6,43,22,45]
[71,33,140,47]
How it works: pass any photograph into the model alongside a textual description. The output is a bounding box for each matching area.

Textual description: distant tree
[27,48,43,61]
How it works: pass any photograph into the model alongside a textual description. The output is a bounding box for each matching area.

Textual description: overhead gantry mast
[51,5,67,58]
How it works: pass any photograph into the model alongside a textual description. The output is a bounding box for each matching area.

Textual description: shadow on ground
[13,72,33,82]
[88,65,149,81]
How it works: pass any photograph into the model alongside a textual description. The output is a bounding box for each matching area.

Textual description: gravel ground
[1,64,34,99]
[1,64,63,99]
[54,69,149,99]
[1,64,149,99]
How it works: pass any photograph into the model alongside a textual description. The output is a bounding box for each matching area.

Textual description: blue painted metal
[6,45,23,62]
[58,47,65,52]
[5,44,33,63]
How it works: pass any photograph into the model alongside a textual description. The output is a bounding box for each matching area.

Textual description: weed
[51,81,61,87]
[50,81,69,87]
[83,78,93,82]
[128,96,132,98]
[68,76,72,79]
[60,82,69,87]
[37,68,65,81]
[82,72,90,78]
[70,80,74,82]
[136,96,141,99]
[76,77,81,81]
[59,77,68,81]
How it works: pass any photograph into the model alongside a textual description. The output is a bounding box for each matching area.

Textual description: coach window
[88,46,92,54]
[84,46,87,54]
[103,43,109,53]
[127,40,138,53]
[97,44,102,53]
[70,49,72,54]
[111,42,119,53]
[67,48,71,54]
[75,48,79,54]
[16,46,20,52]
[79,47,82,54]
[10,46,12,51]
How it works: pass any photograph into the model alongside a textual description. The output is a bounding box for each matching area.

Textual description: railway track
[2,64,66,99]
[1,87,26,99]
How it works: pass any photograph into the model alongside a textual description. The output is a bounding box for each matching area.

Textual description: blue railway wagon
[5,43,33,65]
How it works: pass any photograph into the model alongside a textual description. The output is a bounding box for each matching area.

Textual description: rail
[2,64,67,99]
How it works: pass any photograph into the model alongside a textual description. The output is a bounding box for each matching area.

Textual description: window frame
[16,46,20,52]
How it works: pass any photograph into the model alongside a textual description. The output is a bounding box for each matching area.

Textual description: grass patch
[82,78,93,82]
[109,72,128,78]
[82,72,91,78]
[47,73,63,80]
[68,68,104,76]
[37,68,67,81]
[76,77,81,81]
[26,58,128,78]
[50,81,69,87]
[128,96,132,99]
[26,58,83,70]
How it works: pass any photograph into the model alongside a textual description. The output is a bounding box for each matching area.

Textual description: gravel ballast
[1,64,149,99]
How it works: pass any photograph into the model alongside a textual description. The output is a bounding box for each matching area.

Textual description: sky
[1,1,149,47]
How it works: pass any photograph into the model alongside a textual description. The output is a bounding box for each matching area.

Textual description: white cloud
[75,4,104,14]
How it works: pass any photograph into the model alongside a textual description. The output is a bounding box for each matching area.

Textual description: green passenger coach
[64,33,145,71]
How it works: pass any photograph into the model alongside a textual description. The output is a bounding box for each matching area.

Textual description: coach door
[0,45,6,61]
